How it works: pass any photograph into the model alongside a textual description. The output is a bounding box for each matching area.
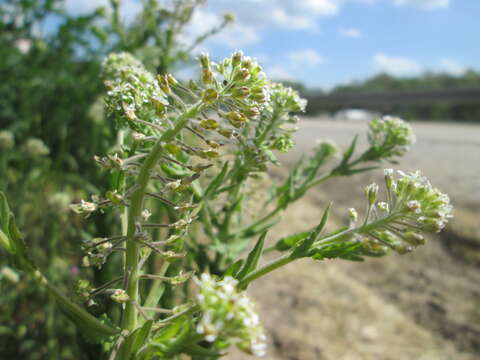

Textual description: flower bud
[199,53,210,69]
[377,202,389,212]
[406,200,421,213]
[384,168,394,190]
[348,208,358,222]
[233,68,250,82]
[231,50,243,68]
[365,183,378,205]
[232,86,250,98]
[242,107,260,117]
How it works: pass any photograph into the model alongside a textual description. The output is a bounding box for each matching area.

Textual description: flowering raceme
[0,45,454,360]
[196,274,266,357]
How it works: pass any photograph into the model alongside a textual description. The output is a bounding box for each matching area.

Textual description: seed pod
[403,231,426,246]
[206,140,221,149]
[157,75,171,94]
[111,289,130,303]
[164,143,182,155]
[202,89,219,104]
[166,73,178,86]
[217,128,238,138]
[201,68,214,84]
[226,111,248,128]
[199,119,219,130]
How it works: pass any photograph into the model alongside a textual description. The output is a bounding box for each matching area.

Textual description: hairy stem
[122,103,204,331]
[238,212,401,288]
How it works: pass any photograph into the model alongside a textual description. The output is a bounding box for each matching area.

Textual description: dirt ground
[228,119,480,360]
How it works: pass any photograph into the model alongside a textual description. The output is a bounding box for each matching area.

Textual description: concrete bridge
[305,88,480,108]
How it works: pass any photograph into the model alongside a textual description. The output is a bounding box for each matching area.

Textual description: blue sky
[64,0,479,89]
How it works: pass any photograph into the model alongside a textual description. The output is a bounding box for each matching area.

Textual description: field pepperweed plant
[0,50,452,359]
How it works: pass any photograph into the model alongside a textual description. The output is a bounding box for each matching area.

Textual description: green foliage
[0,2,454,359]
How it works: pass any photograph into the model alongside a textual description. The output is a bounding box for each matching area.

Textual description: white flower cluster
[102,52,168,133]
[24,138,50,157]
[388,169,452,233]
[269,82,307,113]
[0,130,14,151]
[368,116,416,158]
[360,169,452,255]
[195,273,266,357]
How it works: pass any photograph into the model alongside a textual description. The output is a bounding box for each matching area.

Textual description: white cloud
[207,0,340,29]
[190,0,343,48]
[393,0,449,10]
[287,49,324,67]
[373,53,422,76]
[437,58,466,76]
[185,9,259,49]
[338,26,362,38]
[266,65,296,81]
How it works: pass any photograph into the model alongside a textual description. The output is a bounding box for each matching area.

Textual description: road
[288,118,480,207]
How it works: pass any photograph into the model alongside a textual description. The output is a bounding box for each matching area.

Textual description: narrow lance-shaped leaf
[119,320,153,360]
[236,231,267,281]
[224,259,244,277]
[274,230,310,251]
[203,161,229,200]
[291,203,331,259]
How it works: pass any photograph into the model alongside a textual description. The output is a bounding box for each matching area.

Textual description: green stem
[122,103,204,331]
[238,254,293,288]
[239,212,402,288]
[30,267,119,338]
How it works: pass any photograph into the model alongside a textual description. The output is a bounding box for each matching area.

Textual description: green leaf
[342,135,358,165]
[236,231,267,281]
[274,231,310,251]
[121,320,153,360]
[224,259,244,277]
[0,193,31,270]
[291,203,331,259]
[344,166,378,175]
[0,192,10,235]
[203,161,228,199]
[149,316,192,357]
[311,241,362,261]
[183,343,224,357]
